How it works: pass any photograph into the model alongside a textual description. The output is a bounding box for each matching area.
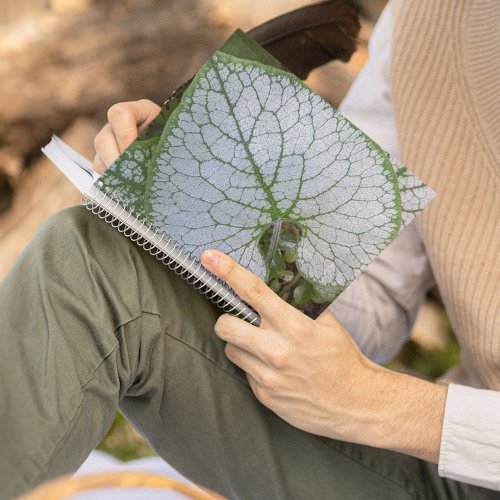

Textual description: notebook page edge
[41,137,96,193]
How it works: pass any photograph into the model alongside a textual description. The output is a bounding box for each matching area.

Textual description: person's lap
[0,206,482,499]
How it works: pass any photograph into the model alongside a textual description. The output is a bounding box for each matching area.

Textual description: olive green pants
[0,207,497,500]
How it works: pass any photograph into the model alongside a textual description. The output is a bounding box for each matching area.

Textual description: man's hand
[201,249,376,440]
[201,249,448,463]
[92,99,161,174]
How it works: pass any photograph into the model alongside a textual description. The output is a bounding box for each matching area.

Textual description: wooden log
[0,118,100,280]
[0,0,229,156]
[0,172,13,215]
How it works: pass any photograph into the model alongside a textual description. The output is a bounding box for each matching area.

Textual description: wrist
[349,360,448,463]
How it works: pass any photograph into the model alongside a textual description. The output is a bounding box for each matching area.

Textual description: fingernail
[201,250,219,267]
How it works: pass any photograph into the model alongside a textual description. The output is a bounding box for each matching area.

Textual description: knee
[35,206,95,258]
[32,206,130,276]
[34,205,142,281]
[40,205,92,235]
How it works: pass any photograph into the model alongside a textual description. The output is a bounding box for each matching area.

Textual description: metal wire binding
[81,190,259,324]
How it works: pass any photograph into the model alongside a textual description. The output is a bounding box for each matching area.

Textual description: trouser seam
[27,344,119,492]
[118,311,163,397]
[77,310,162,390]
[29,399,84,490]
[163,329,249,386]
[318,438,419,499]
[32,310,163,489]
[75,312,154,392]
[113,310,161,333]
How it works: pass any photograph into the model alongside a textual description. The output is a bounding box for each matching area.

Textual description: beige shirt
[329,4,500,491]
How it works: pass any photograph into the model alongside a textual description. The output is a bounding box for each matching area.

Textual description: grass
[97,413,156,461]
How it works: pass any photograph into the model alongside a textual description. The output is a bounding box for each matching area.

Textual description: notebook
[42,29,435,326]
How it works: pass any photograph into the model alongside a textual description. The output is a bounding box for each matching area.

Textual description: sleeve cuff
[439,383,500,491]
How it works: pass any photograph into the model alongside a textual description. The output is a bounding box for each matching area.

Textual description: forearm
[340,358,447,463]
[206,250,447,467]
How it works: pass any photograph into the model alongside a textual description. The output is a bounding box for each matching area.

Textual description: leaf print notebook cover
[43,29,434,325]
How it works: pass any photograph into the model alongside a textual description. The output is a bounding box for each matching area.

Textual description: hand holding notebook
[42,29,434,325]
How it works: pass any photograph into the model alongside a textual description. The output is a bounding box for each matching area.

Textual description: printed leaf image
[392,155,435,226]
[97,31,434,318]
[152,52,401,288]
[98,95,186,221]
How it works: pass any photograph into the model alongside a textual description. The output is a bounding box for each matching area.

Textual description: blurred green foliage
[97,412,156,461]
[387,337,460,380]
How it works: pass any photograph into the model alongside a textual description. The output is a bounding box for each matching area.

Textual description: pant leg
[0,206,493,500]
[0,206,155,497]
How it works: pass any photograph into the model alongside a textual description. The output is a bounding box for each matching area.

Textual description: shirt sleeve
[329,222,434,363]
[328,3,435,363]
[439,384,500,491]
[330,4,500,492]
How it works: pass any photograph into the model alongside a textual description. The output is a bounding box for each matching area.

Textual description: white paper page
[41,136,98,193]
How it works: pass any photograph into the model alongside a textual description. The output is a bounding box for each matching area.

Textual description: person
[1,1,498,498]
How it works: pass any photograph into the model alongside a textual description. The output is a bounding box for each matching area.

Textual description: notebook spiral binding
[82,187,260,326]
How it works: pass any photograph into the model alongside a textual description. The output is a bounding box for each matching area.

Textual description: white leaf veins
[149,52,403,289]
[393,155,435,226]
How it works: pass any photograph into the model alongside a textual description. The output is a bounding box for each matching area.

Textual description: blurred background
[0,0,458,461]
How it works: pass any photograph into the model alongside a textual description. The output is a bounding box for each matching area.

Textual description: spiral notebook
[42,29,435,325]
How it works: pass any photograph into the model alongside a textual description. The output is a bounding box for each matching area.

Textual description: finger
[92,153,107,175]
[201,250,288,319]
[246,374,271,407]
[107,100,160,152]
[135,99,161,132]
[93,123,120,168]
[215,313,271,362]
[224,343,275,389]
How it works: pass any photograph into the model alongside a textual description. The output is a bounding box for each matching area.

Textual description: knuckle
[224,342,237,361]
[259,371,278,390]
[215,314,231,336]
[137,98,157,110]
[273,300,291,323]
[253,384,270,405]
[93,130,104,150]
[222,257,238,278]
[288,316,311,339]
[287,321,302,338]
[107,102,131,121]
[246,277,267,301]
[268,347,289,369]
